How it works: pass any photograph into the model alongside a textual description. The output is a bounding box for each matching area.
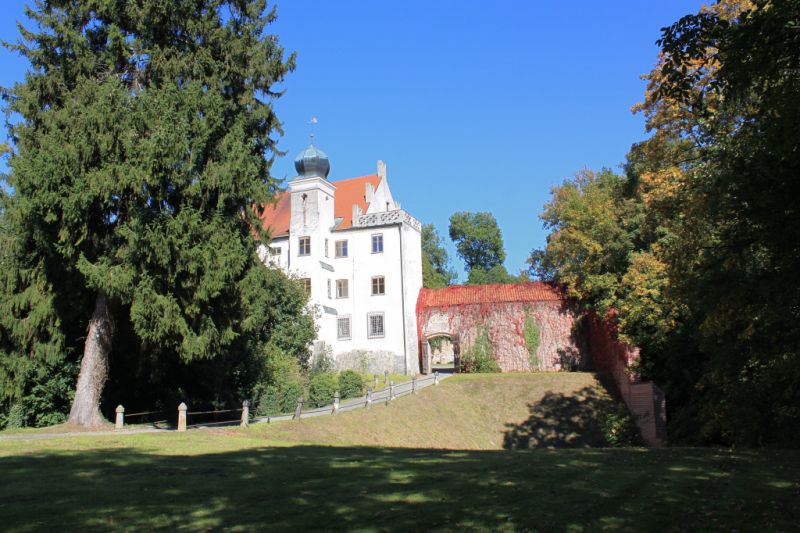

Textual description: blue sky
[0,1,704,281]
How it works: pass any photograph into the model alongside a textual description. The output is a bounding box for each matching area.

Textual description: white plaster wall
[401,222,422,374]
[258,168,421,375]
[324,225,406,370]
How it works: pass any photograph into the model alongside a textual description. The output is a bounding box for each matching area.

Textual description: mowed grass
[1,374,799,532]
[252,373,617,449]
[2,434,799,532]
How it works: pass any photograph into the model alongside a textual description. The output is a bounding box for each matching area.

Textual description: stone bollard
[241,400,249,428]
[384,370,389,384]
[387,380,395,405]
[178,403,187,432]
[293,396,304,420]
[115,405,125,430]
[412,376,417,395]
[366,388,373,409]
[434,371,440,386]
[373,374,379,389]
[332,392,340,415]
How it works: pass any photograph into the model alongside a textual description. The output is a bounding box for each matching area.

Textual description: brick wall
[587,312,667,446]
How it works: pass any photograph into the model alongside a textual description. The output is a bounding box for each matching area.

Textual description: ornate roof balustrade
[355,209,421,231]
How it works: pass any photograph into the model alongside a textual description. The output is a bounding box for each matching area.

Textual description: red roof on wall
[257,174,381,237]
[418,282,565,309]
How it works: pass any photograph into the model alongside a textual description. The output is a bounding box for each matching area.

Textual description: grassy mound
[246,372,632,449]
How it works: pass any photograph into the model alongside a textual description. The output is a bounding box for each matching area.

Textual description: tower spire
[308,116,318,145]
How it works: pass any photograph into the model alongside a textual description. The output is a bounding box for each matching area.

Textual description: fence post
[115,405,124,430]
[434,371,440,386]
[178,403,187,432]
[241,400,249,428]
[366,388,373,409]
[412,376,417,394]
[293,396,304,420]
[384,370,389,384]
[373,374,379,390]
[332,392,340,415]
[387,380,394,404]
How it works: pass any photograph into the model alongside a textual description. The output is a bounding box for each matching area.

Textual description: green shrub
[523,314,540,370]
[254,345,305,416]
[601,404,644,447]
[308,373,337,408]
[4,402,28,429]
[338,370,364,399]
[460,327,500,373]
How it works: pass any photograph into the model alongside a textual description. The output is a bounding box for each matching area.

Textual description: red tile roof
[333,174,380,230]
[257,193,291,237]
[418,282,565,309]
[257,174,381,237]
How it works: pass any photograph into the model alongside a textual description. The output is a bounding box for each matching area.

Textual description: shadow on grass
[2,443,799,531]
[503,386,616,449]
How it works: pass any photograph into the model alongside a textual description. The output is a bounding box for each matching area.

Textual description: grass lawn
[2,434,799,532]
[2,374,798,531]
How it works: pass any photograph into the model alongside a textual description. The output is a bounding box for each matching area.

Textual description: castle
[257,144,423,374]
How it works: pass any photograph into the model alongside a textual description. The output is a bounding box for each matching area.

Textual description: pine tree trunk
[68,291,115,427]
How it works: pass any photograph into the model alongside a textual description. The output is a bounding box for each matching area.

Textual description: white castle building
[258,144,423,374]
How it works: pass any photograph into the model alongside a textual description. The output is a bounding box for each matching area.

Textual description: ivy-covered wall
[418,300,588,372]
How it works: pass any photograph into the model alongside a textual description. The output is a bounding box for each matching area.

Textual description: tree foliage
[449,211,510,285]
[1,0,314,426]
[531,0,800,446]
[421,223,456,288]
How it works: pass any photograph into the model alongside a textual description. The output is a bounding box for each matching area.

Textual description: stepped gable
[418,282,564,309]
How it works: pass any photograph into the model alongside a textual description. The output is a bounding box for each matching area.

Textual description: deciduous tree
[421,223,456,288]
[449,211,509,285]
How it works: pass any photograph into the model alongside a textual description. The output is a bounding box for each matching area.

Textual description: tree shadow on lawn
[2,443,799,532]
[503,386,616,449]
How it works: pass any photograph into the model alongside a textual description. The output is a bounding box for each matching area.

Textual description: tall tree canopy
[530,0,800,446]
[448,211,512,285]
[1,0,311,427]
[421,223,456,288]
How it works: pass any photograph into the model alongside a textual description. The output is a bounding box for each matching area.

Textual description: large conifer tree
[3,0,296,426]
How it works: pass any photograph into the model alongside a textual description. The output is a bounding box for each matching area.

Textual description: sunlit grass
[2,374,798,531]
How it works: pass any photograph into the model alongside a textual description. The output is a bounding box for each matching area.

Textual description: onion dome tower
[293,143,330,180]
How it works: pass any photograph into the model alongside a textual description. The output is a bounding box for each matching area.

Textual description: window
[371,276,385,296]
[325,238,329,258]
[371,233,384,254]
[336,279,349,299]
[335,240,348,258]
[327,279,332,299]
[367,312,385,339]
[337,316,351,340]
[270,246,281,256]
[298,236,311,256]
[299,278,311,295]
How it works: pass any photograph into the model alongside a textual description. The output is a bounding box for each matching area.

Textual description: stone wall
[418,300,588,372]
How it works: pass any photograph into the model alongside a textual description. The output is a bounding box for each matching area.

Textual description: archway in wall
[420,332,461,374]
[428,333,456,373]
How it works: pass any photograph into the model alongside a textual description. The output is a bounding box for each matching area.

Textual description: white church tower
[258,144,423,375]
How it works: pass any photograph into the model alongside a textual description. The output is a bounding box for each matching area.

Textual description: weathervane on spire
[308,116,318,145]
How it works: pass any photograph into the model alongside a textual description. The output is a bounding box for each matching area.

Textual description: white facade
[258,151,422,375]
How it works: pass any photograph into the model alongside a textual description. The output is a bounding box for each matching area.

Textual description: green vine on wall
[523,313,541,370]
[460,327,500,373]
